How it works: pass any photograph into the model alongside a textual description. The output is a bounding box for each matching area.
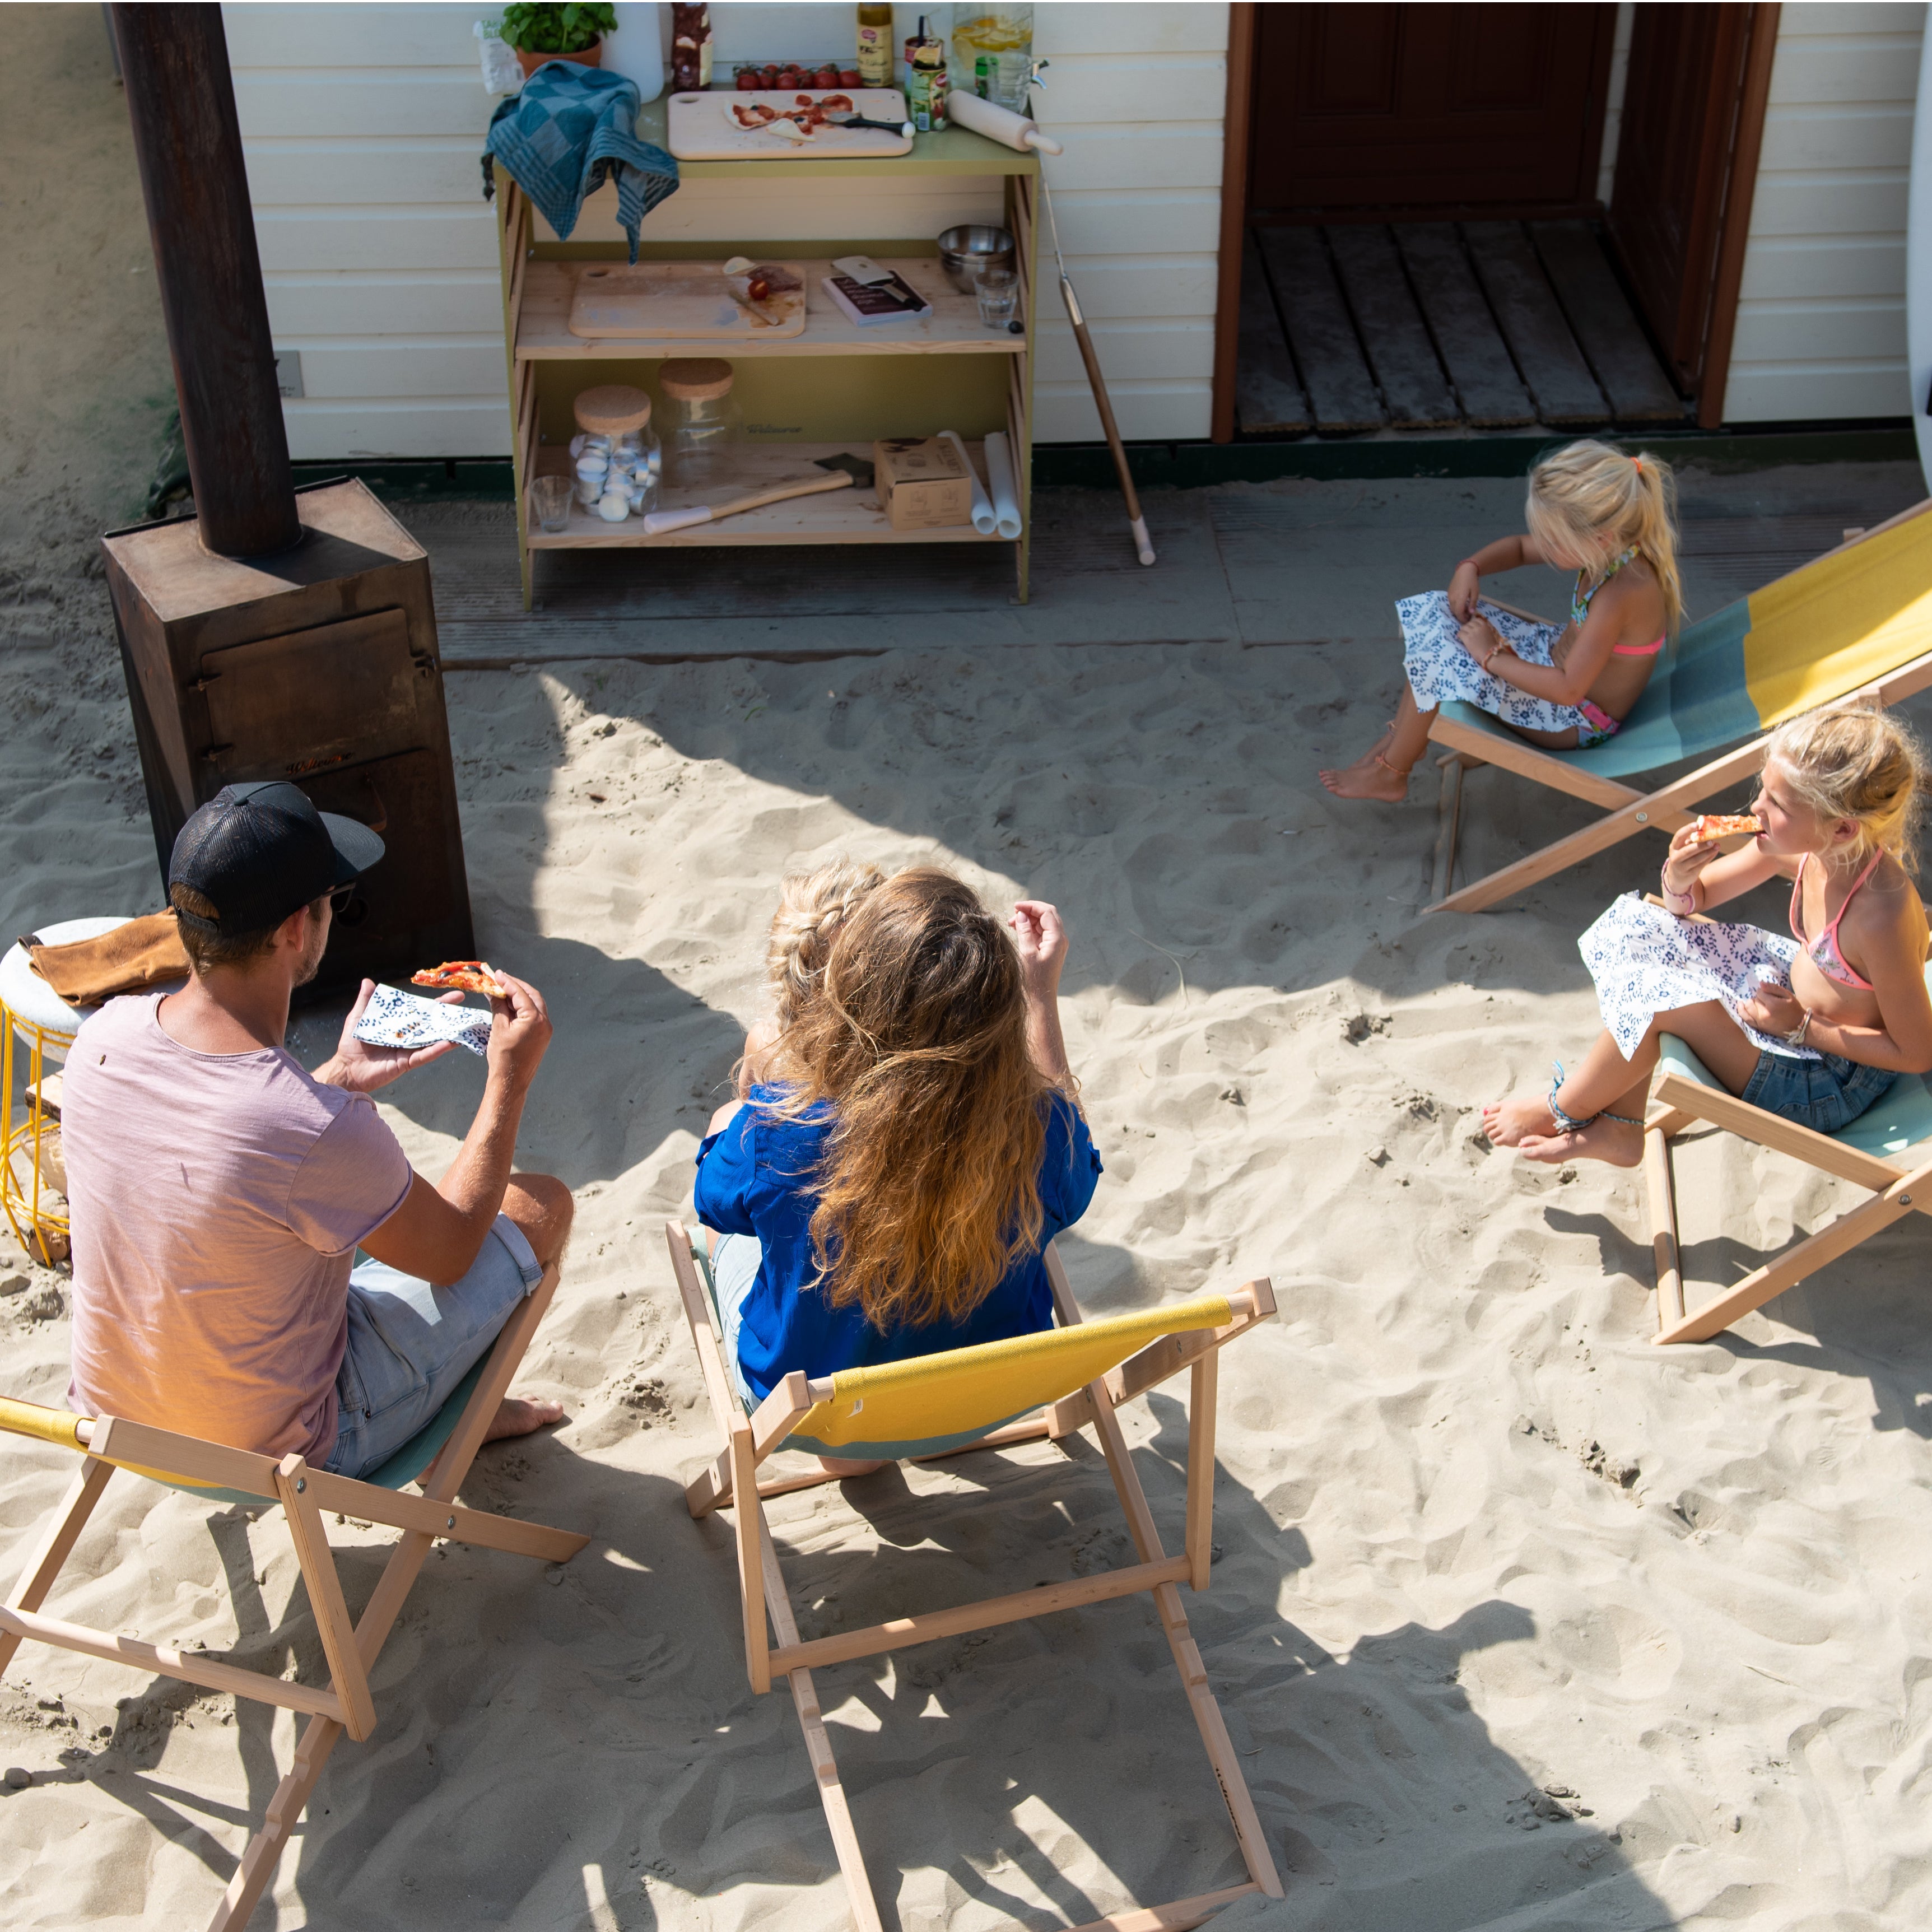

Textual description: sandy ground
[6,8,1932,1931]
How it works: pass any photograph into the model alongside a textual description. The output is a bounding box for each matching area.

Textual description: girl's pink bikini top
[1790,849,1884,990]
[1572,545,1664,657]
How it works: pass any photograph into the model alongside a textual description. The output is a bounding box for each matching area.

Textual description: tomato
[814,68,840,89]
[839,69,863,86]
[735,69,759,90]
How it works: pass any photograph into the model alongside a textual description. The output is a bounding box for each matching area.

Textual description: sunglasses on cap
[328,884,356,914]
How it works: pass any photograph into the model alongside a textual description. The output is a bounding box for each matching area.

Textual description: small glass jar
[659,359,741,491]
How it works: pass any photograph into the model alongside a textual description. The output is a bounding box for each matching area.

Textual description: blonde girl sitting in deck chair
[1320,440,1682,801]
[1485,708,1932,1166]
[696,867,1101,1476]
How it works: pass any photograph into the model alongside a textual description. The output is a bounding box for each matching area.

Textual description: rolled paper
[983,431,1022,539]
[938,429,997,534]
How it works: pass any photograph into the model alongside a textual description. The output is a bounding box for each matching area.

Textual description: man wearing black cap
[61,782,571,1475]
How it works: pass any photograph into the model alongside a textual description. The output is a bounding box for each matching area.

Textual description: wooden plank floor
[1237,219,1684,440]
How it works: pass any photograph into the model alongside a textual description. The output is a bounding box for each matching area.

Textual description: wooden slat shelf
[516,258,1026,361]
[494,123,1038,607]
[525,440,1008,548]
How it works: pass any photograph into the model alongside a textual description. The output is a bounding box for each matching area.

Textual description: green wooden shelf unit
[492,100,1040,611]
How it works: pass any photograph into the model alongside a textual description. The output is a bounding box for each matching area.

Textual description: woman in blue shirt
[694,868,1102,1474]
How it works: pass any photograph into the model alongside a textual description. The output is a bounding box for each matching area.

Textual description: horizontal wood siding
[226,0,1230,457]
[1721,2,1922,423]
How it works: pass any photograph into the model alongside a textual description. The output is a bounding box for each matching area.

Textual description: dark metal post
[111,3,301,558]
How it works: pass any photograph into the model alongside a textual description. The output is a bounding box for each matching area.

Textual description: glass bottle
[659,359,741,490]
[856,2,893,87]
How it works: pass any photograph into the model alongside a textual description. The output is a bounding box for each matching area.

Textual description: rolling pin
[642,470,852,536]
[943,90,1063,155]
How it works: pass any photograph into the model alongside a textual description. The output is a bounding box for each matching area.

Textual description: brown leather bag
[26,913,191,1007]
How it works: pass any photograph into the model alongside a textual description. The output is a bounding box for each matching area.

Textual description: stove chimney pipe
[111,3,301,558]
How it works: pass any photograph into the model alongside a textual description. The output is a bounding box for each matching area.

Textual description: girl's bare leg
[1483,1000,1761,1168]
[1320,683,1438,801]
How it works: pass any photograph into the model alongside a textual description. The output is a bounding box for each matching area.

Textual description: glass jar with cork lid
[571,383,661,518]
[659,359,741,490]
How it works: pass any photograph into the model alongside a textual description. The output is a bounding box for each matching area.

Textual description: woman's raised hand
[1009,900,1066,1001]
[1448,558,1482,621]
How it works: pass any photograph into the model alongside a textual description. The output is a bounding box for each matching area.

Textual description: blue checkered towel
[483,62,677,263]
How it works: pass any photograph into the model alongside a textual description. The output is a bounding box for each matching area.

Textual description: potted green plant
[500,4,619,78]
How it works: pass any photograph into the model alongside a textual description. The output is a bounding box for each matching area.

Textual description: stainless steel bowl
[937,224,1016,295]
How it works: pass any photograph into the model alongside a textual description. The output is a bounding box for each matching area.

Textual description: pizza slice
[1688,812,1764,844]
[410,960,509,998]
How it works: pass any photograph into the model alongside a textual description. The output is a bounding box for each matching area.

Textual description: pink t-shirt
[62,994,413,1461]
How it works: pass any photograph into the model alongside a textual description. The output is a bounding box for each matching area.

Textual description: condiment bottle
[908,16,947,132]
[856,2,892,87]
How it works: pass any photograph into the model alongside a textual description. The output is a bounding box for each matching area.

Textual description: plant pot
[515,36,603,77]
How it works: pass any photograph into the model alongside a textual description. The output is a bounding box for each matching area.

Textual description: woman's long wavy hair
[769,868,1052,1333]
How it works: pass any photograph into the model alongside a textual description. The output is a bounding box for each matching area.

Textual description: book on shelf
[821,270,932,327]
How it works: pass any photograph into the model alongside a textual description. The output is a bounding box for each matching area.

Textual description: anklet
[1547,1060,1644,1133]
[1373,750,1412,780]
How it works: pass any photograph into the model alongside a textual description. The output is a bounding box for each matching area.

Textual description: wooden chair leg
[274,1455,377,1743]
[1086,1377,1283,1900]
[1656,1155,1932,1344]
[756,1525,886,1932]
[1643,1126,1685,1334]
[731,1423,770,1693]
[0,1456,113,1678]
[1185,1352,1216,1593]
[207,1712,339,1932]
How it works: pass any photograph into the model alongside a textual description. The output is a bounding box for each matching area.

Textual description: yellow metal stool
[0,917,145,1264]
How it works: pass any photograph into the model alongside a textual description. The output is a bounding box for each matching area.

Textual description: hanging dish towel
[483,62,677,263]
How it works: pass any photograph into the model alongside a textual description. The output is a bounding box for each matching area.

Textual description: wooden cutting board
[567,260,808,341]
[666,87,913,161]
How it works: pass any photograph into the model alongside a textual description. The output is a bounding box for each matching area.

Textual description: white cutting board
[667,89,913,161]
[569,260,807,339]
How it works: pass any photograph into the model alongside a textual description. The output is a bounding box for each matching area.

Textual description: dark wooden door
[1249,4,1617,219]
[1605,5,1761,397]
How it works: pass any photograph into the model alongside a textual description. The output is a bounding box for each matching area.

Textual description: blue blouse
[692,1087,1102,1402]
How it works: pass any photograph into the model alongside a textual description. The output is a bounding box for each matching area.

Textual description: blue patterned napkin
[353,983,494,1058]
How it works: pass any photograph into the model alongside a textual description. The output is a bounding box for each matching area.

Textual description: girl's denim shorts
[1741,1049,1896,1135]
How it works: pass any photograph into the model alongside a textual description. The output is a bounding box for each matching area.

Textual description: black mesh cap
[169,782,385,937]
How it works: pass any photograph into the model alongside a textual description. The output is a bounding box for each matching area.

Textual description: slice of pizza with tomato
[410,960,509,998]
[1688,812,1763,845]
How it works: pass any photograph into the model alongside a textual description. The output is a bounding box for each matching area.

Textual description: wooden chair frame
[1426,504,1932,915]
[0,1263,588,1932]
[666,1220,1286,1932]
[1644,1072,1932,1345]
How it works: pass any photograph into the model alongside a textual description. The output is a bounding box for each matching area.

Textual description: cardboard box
[873,436,974,530]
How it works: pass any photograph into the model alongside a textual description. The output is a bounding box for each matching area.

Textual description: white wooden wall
[1721,1,1924,423]
[224,1,1228,459]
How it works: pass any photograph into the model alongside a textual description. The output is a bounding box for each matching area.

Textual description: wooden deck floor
[1237,220,1687,439]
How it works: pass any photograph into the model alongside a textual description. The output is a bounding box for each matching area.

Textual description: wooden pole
[111,3,301,558]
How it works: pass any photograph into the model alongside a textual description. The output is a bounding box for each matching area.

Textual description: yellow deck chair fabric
[783,1294,1236,1458]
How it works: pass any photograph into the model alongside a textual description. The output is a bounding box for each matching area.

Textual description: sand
[7,9,1932,1930]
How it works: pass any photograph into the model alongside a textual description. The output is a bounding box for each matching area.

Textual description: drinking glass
[975,268,1018,329]
[530,473,574,532]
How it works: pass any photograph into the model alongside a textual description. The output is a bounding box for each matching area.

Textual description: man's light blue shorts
[323,1213,543,1480]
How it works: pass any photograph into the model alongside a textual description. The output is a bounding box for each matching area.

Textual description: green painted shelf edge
[635,94,1039,178]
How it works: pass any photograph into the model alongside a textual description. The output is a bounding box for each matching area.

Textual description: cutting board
[667,88,914,161]
[568,260,808,340]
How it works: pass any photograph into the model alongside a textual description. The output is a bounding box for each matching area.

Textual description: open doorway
[1214,4,1779,440]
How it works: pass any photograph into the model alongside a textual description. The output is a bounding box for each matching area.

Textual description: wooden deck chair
[0,1262,588,1932]
[1428,499,1932,915]
[665,1220,1286,1932]
[1643,1020,1932,1344]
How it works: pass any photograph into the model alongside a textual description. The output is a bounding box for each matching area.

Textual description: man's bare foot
[485,1394,565,1444]
[818,1455,887,1478]
[1483,1092,1558,1147]
[1517,1115,1644,1168]
[1319,729,1409,802]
